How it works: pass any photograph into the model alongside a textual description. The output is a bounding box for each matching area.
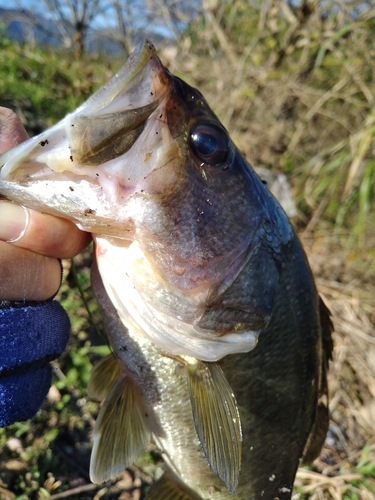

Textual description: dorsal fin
[186,359,242,494]
[90,372,151,483]
[319,296,334,364]
[303,296,334,463]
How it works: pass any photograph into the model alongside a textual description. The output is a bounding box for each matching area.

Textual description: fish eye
[189,122,230,167]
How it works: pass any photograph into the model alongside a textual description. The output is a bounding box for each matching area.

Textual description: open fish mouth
[0,40,174,236]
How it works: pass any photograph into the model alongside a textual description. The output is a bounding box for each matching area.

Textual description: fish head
[0,40,293,360]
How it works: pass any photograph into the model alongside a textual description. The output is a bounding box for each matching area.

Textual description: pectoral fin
[90,373,151,483]
[87,352,120,399]
[145,472,202,500]
[186,360,242,494]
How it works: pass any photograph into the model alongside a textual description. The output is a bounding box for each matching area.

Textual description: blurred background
[0,1,374,498]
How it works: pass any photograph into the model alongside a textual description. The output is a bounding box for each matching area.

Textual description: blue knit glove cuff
[0,300,70,427]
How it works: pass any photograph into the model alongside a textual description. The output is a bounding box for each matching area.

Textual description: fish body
[0,41,332,499]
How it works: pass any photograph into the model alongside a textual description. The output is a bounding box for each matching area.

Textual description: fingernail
[0,201,28,242]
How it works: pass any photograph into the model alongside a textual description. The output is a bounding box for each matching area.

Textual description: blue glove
[0,299,70,427]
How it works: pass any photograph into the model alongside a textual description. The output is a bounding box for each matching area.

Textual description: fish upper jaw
[0,40,175,235]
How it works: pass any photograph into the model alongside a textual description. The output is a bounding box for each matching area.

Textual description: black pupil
[193,132,217,156]
[190,123,229,166]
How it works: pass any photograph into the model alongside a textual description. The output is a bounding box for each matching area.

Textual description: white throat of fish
[94,235,259,361]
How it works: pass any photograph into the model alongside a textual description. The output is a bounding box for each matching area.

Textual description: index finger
[0,201,92,258]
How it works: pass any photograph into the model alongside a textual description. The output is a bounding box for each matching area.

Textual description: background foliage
[0,1,374,498]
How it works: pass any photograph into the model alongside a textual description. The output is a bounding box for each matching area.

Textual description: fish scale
[0,40,333,498]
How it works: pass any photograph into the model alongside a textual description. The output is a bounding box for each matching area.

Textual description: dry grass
[291,229,375,499]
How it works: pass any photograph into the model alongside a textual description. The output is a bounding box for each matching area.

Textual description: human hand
[0,107,91,301]
[0,107,91,426]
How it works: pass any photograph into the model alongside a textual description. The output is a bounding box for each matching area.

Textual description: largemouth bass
[0,41,333,499]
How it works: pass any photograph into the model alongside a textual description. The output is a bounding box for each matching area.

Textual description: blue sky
[1,0,115,29]
[0,0,183,38]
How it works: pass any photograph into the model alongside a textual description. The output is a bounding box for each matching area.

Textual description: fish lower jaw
[0,177,141,236]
